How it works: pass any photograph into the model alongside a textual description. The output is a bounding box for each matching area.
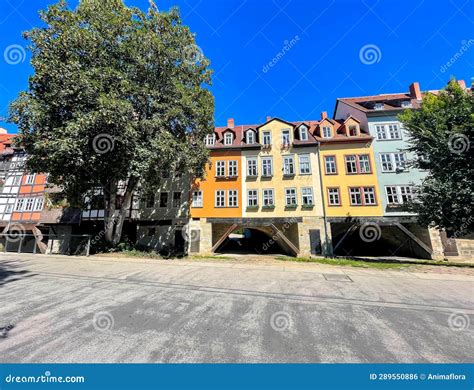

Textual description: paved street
[0,253,473,363]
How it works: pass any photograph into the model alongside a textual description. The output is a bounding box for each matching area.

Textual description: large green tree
[399,80,473,235]
[10,0,214,245]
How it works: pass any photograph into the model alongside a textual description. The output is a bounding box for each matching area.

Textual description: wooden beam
[394,223,433,255]
[333,224,358,252]
[269,224,300,256]
[211,224,238,253]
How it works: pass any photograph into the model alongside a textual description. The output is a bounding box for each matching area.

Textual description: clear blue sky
[0,0,472,133]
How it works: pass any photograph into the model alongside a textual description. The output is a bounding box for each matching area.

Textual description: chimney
[266,116,271,122]
[0,128,7,134]
[409,82,422,100]
[321,111,327,120]
[457,80,466,90]
[227,118,234,128]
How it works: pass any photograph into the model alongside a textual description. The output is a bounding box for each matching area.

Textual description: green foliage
[398,80,473,235]
[9,0,214,244]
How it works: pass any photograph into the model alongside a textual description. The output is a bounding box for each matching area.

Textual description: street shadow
[0,260,36,287]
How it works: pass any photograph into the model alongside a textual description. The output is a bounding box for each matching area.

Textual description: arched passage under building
[211,222,300,257]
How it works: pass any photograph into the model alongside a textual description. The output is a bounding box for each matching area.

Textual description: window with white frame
[5,204,13,213]
[246,130,255,144]
[327,188,340,205]
[228,190,238,207]
[247,157,258,177]
[283,155,295,175]
[386,186,399,204]
[262,157,273,176]
[281,129,291,146]
[375,124,402,140]
[205,134,216,146]
[13,176,21,186]
[380,153,407,172]
[400,186,414,203]
[349,187,362,205]
[15,198,25,211]
[263,189,274,206]
[363,187,376,205]
[215,190,225,207]
[345,155,357,174]
[359,154,371,173]
[25,174,35,184]
[374,103,384,110]
[393,153,406,170]
[299,125,308,141]
[216,161,226,177]
[285,188,297,206]
[192,191,203,207]
[322,126,332,138]
[224,132,233,145]
[301,187,313,206]
[247,189,258,207]
[228,160,238,177]
[380,153,393,172]
[299,154,311,174]
[324,156,337,174]
[262,131,272,146]
[385,185,414,204]
[25,198,34,211]
[401,101,412,108]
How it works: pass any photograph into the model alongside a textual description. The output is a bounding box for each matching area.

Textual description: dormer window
[246,130,255,144]
[401,101,412,108]
[299,125,308,141]
[374,103,384,110]
[205,134,216,146]
[281,129,291,146]
[349,125,358,137]
[322,126,332,138]
[224,132,233,145]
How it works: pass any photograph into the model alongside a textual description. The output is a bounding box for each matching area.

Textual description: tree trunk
[104,180,118,244]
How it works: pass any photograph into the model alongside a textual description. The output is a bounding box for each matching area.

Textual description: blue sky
[0,0,472,133]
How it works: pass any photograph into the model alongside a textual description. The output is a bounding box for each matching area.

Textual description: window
[301,187,313,206]
[262,157,273,177]
[345,155,357,174]
[215,190,225,207]
[247,189,258,207]
[172,192,181,207]
[363,187,376,205]
[283,155,295,175]
[228,160,238,177]
[15,198,25,211]
[327,188,340,206]
[375,124,402,140]
[205,134,215,146]
[246,130,255,144]
[145,193,155,208]
[401,101,412,108]
[299,126,308,141]
[25,174,35,184]
[349,188,362,205]
[374,103,384,110]
[13,176,21,186]
[285,188,297,206]
[386,186,399,204]
[25,198,34,211]
[5,204,13,213]
[380,153,393,172]
[380,153,407,172]
[324,156,337,174]
[299,154,311,174]
[263,189,275,206]
[262,131,271,146]
[228,190,238,207]
[216,161,226,177]
[159,192,168,207]
[393,153,406,170]
[192,191,203,207]
[247,157,258,177]
[224,132,233,145]
[348,125,358,136]
[359,154,371,173]
[350,187,377,206]
[281,129,291,146]
[400,186,414,203]
[322,126,332,138]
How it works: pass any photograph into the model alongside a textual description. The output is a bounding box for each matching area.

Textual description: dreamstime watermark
[270,311,291,332]
[448,311,470,332]
[359,44,382,65]
[448,133,470,155]
[92,311,115,332]
[5,371,85,384]
[183,44,204,65]
[4,223,27,243]
[262,217,298,252]
[440,39,474,73]
[181,223,200,243]
[262,35,300,73]
[3,44,26,65]
[1,303,35,337]
[92,133,115,154]
[359,222,382,243]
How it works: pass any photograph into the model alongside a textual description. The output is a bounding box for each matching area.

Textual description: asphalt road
[0,253,473,363]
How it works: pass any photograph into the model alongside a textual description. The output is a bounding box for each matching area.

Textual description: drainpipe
[316,142,331,258]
